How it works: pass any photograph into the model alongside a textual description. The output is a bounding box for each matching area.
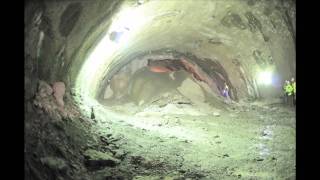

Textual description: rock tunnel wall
[25,0,124,101]
[25,0,296,105]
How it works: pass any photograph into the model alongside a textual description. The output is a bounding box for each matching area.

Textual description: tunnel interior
[98,50,235,107]
[25,0,296,179]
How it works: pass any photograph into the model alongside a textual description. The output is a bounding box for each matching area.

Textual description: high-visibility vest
[292,82,296,94]
[284,84,293,95]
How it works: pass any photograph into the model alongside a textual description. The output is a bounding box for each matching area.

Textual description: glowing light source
[257,70,273,85]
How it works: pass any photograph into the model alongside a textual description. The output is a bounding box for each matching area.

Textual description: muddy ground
[93,92,295,180]
[25,81,295,180]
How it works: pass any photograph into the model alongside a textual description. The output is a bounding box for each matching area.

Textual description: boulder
[38,80,53,98]
[52,82,65,107]
[40,157,67,171]
[83,149,120,170]
[33,81,57,113]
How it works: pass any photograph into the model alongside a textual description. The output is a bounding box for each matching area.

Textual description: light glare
[258,71,273,85]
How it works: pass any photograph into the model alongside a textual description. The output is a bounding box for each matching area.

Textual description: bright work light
[257,70,273,85]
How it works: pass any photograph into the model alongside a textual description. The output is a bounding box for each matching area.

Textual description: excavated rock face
[25,0,295,179]
[98,50,241,107]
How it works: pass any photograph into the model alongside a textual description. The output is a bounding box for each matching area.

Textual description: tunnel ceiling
[25,0,296,109]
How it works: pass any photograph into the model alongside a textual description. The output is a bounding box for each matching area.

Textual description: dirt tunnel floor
[89,93,296,179]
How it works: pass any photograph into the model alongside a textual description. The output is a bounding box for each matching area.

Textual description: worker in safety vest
[291,78,296,106]
[283,80,294,106]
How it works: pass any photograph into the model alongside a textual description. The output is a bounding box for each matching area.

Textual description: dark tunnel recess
[97,50,235,111]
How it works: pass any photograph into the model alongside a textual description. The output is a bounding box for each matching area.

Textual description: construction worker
[283,80,294,106]
[291,78,296,106]
[222,82,231,103]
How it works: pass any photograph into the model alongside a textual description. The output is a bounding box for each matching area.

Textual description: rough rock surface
[52,81,65,108]
[38,80,53,98]
[83,149,120,170]
[177,77,205,104]
[40,157,68,171]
